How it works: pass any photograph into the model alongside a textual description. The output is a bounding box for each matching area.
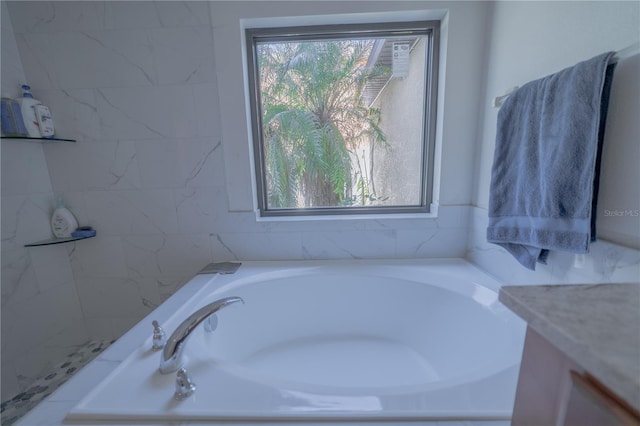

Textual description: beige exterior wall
[371,38,426,206]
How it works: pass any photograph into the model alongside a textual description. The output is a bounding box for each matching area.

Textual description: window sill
[254,205,439,222]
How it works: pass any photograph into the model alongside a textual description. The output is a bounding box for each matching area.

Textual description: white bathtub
[68,259,525,423]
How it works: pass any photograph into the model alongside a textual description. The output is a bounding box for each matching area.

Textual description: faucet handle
[152,320,166,350]
[174,368,196,400]
[204,313,218,332]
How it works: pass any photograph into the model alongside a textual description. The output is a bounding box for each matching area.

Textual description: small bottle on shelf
[18,84,42,138]
[1,98,28,137]
[34,104,55,138]
[51,198,78,238]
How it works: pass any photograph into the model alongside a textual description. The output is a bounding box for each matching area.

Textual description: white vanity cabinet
[500,284,640,425]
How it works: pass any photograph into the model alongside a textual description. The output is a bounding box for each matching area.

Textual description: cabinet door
[512,327,640,426]
[563,371,639,426]
[512,327,582,425]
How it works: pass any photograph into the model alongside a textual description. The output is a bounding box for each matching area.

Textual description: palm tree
[257,39,387,209]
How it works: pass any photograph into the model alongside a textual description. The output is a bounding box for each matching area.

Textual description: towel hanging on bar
[486,51,616,270]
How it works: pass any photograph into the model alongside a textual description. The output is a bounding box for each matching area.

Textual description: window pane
[249,24,435,214]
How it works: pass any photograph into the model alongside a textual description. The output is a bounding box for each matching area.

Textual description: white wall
[468,1,640,284]
[6,0,221,340]
[1,1,87,398]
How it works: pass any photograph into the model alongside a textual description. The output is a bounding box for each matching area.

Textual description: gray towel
[487,52,616,270]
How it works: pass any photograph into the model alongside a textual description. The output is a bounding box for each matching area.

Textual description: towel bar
[492,42,639,108]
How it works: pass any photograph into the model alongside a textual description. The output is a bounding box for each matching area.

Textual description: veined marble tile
[103,1,166,30]
[154,1,212,28]
[129,276,163,311]
[396,227,468,258]
[29,353,116,408]
[0,248,38,307]
[158,277,189,303]
[44,140,141,192]
[82,189,179,236]
[175,187,218,234]
[212,231,303,261]
[256,216,369,233]
[192,83,223,139]
[29,245,74,293]
[103,1,211,30]
[34,89,103,141]
[177,138,225,188]
[42,322,90,349]
[301,230,396,259]
[466,206,640,285]
[152,26,215,85]
[11,323,90,393]
[19,29,157,89]
[0,358,20,401]
[362,205,471,231]
[69,236,128,278]
[14,32,61,90]
[83,318,119,342]
[133,139,185,189]
[74,276,151,319]
[134,137,224,189]
[2,281,84,359]
[1,141,53,196]
[95,86,199,139]
[122,234,212,280]
[110,316,150,341]
[576,240,640,283]
[1,195,54,250]
[1,1,27,99]
[7,1,105,34]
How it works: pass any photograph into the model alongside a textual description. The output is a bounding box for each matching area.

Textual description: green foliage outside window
[257,40,388,209]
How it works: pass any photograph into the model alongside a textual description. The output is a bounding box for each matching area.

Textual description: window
[246,21,439,217]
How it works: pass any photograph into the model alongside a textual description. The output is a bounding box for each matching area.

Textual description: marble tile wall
[6,0,230,343]
[466,207,640,286]
[3,0,471,396]
[1,1,88,399]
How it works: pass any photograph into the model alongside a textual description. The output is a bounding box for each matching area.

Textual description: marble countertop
[499,283,640,411]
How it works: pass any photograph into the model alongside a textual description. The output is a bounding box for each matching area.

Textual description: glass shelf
[24,235,95,247]
[1,136,76,142]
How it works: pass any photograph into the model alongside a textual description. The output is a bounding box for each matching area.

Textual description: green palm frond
[259,38,388,208]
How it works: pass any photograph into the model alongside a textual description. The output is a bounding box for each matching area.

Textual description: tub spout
[159,296,244,374]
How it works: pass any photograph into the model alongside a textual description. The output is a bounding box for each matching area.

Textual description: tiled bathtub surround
[2,0,475,399]
[1,0,88,400]
[467,207,640,286]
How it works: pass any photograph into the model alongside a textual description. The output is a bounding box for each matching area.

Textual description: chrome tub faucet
[159,296,244,374]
